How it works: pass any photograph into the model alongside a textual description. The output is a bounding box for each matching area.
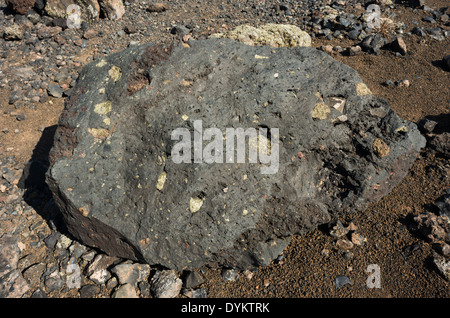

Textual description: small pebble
[221,268,240,282]
[335,275,352,289]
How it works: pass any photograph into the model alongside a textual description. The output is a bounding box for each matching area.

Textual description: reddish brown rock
[390,37,407,55]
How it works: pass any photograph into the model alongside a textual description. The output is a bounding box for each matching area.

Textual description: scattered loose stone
[435,189,450,219]
[106,276,118,290]
[222,268,240,282]
[112,283,139,298]
[36,26,62,39]
[69,242,87,260]
[138,281,151,297]
[433,254,450,281]
[443,55,450,71]
[22,263,46,286]
[0,236,20,277]
[3,24,24,41]
[83,29,98,40]
[31,288,47,298]
[2,169,22,186]
[183,288,208,298]
[345,45,362,56]
[383,80,395,87]
[110,263,151,286]
[396,79,410,87]
[429,133,450,157]
[66,259,82,289]
[26,10,41,24]
[351,232,366,246]
[79,284,101,298]
[360,34,386,55]
[329,220,349,238]
[47,84,63,98]
[335,275,352,289]
[210,24,312,48]
[343,251,354,260]
[422,16,436,23]
[124,24,137,34]
[243,269,255,280]
[336,239,354,250]
[417,118,438,134]
[390,37,407,55]
[0,269,30,298]
[98,0,125,20]
[150,270,182,298]
[413,212,449,244]
[16,113,26,121]
[321,248,330,257]
[147,3,169,13]
[44,271,64,293]
[346,221,358,232]
[86,254,119,284]
[412,26,427,37]
[321,44,334,54]
[440,244,450,257]
[56,234,73,249]
[183,270,205,289]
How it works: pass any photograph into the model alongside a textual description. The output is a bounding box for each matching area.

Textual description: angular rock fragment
[329,220,348,238]
[443,55,450,71]
[37,26,62,40]
[0,236,30,298]
[3,24,24,41]
[98,0,124,20]
[413,212,449,244]
[335,275,351,289]
[147,3,169,13]
[46,38,426,270]
[389,37,407,55]
[429,133,450,158]
[86,254,120,284]
[45,0,100,21]
[183,270,204,289]
[110,263,151,286]
[360,34,386,55]
[112,283,139,298]
[0,236,20,278]
[150,270,182,298]
[435,190,450,219]
[0,269,30,298]
[433,253,450,281]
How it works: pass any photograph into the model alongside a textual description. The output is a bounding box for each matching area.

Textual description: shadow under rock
[18,125,146,263]
[18,125,70,236]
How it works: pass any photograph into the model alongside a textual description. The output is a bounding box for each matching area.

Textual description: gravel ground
[0,0,449,301]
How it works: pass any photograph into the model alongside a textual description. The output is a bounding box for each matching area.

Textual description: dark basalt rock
[46,38,426,270]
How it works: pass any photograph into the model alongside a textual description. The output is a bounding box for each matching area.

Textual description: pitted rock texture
[46,38,426,270]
